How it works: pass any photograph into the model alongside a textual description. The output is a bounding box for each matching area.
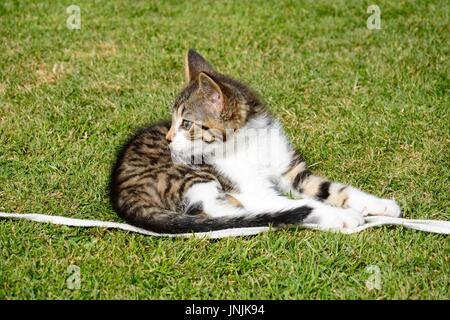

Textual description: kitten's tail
[124,206,313,235]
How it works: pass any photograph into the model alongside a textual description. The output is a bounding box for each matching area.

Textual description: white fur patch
[184,181,244,217]
[211,115,294,199]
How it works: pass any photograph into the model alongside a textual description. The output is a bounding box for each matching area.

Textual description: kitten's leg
[183,181,245,217]
[232,191,365,229]
[184,181,364,229]
[280,159,401,217]
[302,200,365,229]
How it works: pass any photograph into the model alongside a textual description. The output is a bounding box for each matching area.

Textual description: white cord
[0,212,448,239]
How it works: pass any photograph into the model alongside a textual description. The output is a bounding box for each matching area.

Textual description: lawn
[0,0,448,299]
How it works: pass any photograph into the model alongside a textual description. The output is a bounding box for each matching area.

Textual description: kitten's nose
[166,126,176,142]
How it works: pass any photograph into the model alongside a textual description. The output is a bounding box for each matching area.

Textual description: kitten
[109,49,401,234]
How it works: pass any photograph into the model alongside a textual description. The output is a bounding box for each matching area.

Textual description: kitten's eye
[181,119,193,130]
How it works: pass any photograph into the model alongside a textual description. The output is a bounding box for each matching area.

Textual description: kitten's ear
[185,49,215,83]
[198,72,224,115]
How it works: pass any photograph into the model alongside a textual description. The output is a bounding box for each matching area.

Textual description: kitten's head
[167,49,264,163]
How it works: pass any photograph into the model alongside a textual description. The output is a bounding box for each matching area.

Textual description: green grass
[0,0,449,299]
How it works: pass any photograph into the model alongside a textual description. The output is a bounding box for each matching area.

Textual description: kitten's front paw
[364,198,402,217]
[306,206,365,230]
[348,189,402,217]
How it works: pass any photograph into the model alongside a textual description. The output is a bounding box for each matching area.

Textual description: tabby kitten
[110,49,401,234]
